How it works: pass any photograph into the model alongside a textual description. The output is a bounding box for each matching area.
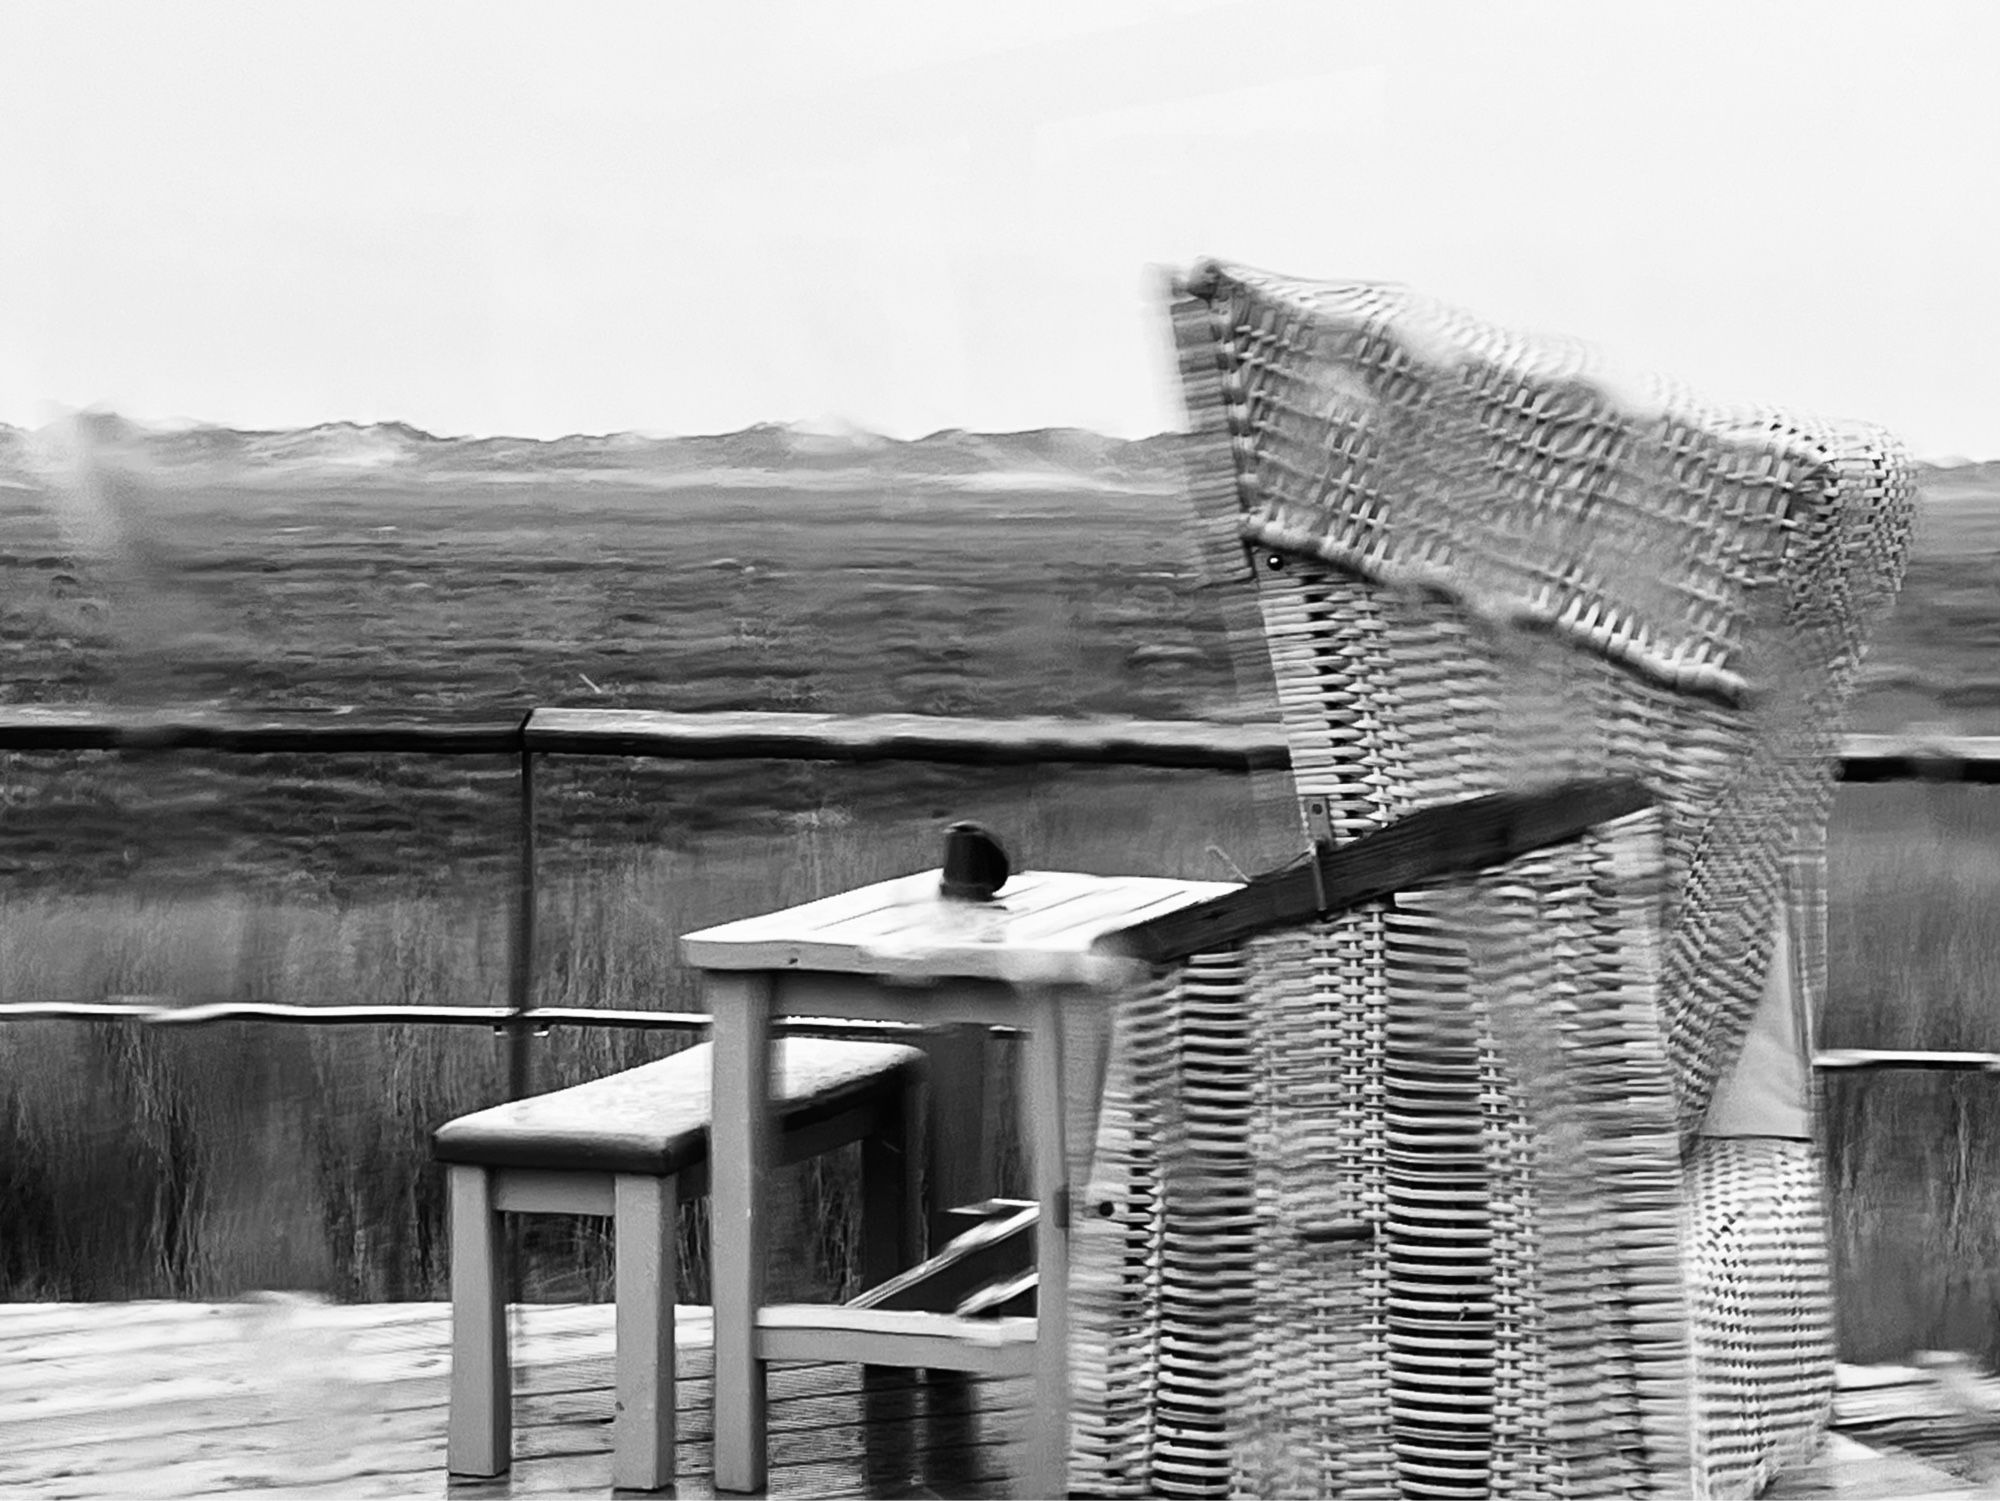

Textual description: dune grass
[1,770,1996,1366]
[0,767,1288,1310]
[1821,781,2000,1364]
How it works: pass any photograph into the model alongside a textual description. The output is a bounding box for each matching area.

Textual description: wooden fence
[1,707,1996,1095]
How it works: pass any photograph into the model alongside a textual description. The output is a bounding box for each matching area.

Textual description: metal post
[508,743,536,1102]
[505,737,538,1314]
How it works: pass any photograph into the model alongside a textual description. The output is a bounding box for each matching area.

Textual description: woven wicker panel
[1072,811,1688,1499]
[1173,261,1916,1140]
[1066,263,1915,1498]
[1175,261,1914,714]
[1685,1138,1837,1499]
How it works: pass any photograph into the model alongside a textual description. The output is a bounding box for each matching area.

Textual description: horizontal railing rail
[0,996,924,1036]
[1836,733,2000,784]
[0,706,527,756]
[1814,1049,2000,1074]
[0,1012,1987,1078]
[3,706,1998,778]
[2,709,1995,1088]
[0,706,1294,769]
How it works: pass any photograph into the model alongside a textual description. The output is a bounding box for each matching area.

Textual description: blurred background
[0,0,1996,1368]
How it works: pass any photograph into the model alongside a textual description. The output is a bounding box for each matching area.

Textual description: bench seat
[433,1036,926,1177]
[433,1036,925,1493]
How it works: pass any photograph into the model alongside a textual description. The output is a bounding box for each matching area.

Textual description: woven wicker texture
[1072,813,1690,1499]
[1685,1137,1838,1497]
[1065,263,1916,1498]
[1170,261,1915,1140]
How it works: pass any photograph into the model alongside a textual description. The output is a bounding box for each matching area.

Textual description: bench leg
[447,1164,511,1478]
[613,1174,679,1491]
[860,1074,927,1289]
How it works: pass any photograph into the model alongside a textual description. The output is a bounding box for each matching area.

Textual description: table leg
[1064,995,1116,1200]
[922,1023,995,1245]
[1017,986,1072,1500]
[708,972,775,1494]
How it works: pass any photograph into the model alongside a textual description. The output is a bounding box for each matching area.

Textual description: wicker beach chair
[1065,263,1917,1498]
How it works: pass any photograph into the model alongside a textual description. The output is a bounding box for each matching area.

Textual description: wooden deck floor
[2,1300,1994,1499]
[1,1300,1028,1499]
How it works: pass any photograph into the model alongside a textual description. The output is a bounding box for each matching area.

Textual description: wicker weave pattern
[1685,1138,1837,1496]
[1075,814,1689,1499]
[1067,263,1914,1498]
[1176,260,1915,1139]
[1178,262,1912,710]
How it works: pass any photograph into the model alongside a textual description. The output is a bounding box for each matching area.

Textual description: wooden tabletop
[681,869,1237,984]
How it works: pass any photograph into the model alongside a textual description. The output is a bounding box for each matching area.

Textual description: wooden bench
[431,1036,926,1492]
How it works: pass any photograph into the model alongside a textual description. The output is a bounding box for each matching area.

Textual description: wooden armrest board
[1097,776,1654,965]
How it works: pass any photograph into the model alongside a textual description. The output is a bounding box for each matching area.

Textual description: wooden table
[681,868,1234,1499]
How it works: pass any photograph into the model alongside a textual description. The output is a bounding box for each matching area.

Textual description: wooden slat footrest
[849,1202,1038,1314]
[757,1305,1039,1374]
[956,1270,1037,1319]
[946,1197,1039,1224]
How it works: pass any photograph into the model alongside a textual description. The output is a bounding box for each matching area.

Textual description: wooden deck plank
[1764,1434,1980,1497]
[0,1302,1026,1500]
[12,1379,1011,1489]
[13,1391,1023,1494]
[3,1302,1995,1498]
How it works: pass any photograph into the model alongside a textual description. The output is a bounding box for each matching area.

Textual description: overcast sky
[4,1,1996,456]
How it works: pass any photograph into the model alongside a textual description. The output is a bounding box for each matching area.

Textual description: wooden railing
[0,706,1295,766]
[2,706,1996,1095]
